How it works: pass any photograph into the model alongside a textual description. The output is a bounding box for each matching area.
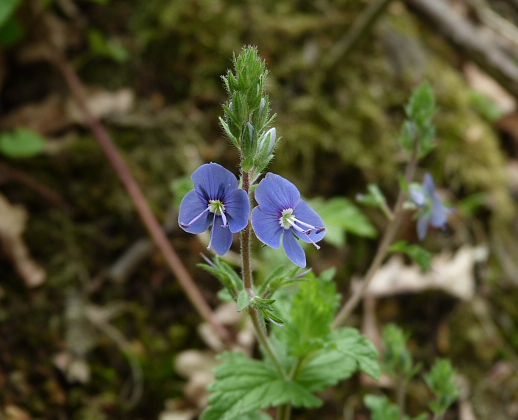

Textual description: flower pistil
[280,208,325,249]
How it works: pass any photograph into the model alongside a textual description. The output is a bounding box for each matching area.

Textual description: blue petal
[292,200,326,244]
[252,207,282,248]
[423,173,436,198]
[225,189,250,233]
[255,173,300,214]
[178,190,212,233]
[430,196,448,228]
[211,217,233,255]
[192,163,239,200]
[409,185,426,207]
[283,231,306,267]
[417,213,430,240]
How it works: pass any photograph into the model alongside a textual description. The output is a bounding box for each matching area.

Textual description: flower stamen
[207,214,217,251]
[208,199,229,228]
[180,207,210,229]
[279,209,325,249]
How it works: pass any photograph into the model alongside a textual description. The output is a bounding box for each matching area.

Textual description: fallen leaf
[4,405,31,420]
[65,88,134,124]
[356,246,487,300]
[175,350,218,408]
[0,88,134,136]
[464,62,516,113]
[0,193,45,287]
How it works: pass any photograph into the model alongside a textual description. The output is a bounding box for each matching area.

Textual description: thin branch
[322,0,397,72]
[0,161,73,212]
[405,0,518,98]
[48,50,232,345]
[332,144,420,328]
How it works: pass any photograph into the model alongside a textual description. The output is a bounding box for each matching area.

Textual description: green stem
[276,403,292,420]
[396,376,407,418]
[241,171,253,290]
[332,143,420,328]
[249,307,285,375]
[240,168,286,378]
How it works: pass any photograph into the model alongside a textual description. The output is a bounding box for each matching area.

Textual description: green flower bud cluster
[398,82,436,158]
[219,46,278,173]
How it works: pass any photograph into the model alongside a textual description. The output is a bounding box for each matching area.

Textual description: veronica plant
[176,47,459,420]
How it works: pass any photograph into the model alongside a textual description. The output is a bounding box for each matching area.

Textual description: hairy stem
[249,307,285,375]
[332,144,420,328]
[276,403,292,420]
[241,171,253,290]
[240,168,286,379]
[50,50,232,345]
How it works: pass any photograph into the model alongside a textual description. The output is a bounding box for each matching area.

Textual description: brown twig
[48,50,232,345]
[332,143,420,328]
[0,161,73,212]
[322,0,397,72]
[405,0,518,98]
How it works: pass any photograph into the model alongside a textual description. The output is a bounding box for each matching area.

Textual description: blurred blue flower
[179,163,250,255]
[252,173,325,267]
[410,173,453,240]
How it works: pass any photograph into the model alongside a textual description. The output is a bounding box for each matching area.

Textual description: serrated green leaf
[382,324,420,380]
[0,128,46,158]
[202,352,321,420]
[275,273,340,356]
[237,290,251,311]
[296,328,380,392]
[329,328,381,379]
[364,394,401,420]
[424,359,461,414]
[365,394,427,420]
[311,197,377,247]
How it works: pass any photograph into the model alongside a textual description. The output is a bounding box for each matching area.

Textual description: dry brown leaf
[357,246,486,300]
[158,400,197,420]
[198,301,254,353]
[464,62,516,113]
[0,88,134,136]
[4,405,32,420]
[175,350,218,408]
[0,193,45,287]
[65,88,134,124]
[0,94,68,134]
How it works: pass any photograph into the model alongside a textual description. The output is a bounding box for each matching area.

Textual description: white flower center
[208,199,226,216]
[280,208,296,229]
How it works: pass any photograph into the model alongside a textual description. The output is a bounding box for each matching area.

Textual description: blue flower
[409,173,453,240]
[251,173,325,267]
[179,163,250,255]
